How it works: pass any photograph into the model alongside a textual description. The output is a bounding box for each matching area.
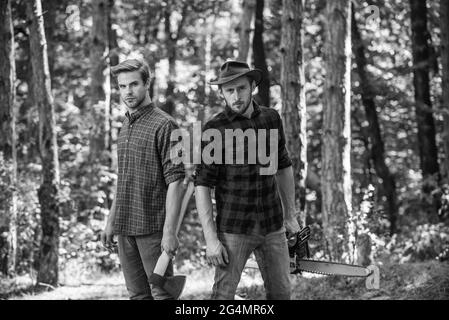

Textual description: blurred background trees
[0,0,448,289]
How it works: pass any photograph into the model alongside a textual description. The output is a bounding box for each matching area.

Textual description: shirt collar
[125,102,154,124]
[224,99,261,122]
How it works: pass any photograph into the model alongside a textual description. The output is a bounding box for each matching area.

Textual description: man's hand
[161,232,179,257]
[284,215,301,235]
[100,223,117,253]
[206,239,229,267]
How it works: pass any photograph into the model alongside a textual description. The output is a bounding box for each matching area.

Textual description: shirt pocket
[129,136,149,164]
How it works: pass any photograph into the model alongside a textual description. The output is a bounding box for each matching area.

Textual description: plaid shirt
[114,103,185,235]
[194,101,292,235]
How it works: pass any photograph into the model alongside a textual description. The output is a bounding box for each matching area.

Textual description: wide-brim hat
[209,60,263,86]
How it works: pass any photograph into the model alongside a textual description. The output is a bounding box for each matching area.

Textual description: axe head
[149,273,186,300]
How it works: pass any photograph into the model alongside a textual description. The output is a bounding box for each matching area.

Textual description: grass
[1,260,448,300]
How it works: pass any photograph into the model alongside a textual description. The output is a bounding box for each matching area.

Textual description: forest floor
[1,259,448,300]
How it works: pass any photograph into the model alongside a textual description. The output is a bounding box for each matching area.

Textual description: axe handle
[153,181,195,276]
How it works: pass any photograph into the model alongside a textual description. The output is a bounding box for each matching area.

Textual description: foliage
[59,214,120,276]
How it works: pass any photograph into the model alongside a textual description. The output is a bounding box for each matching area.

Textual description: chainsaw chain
[295,259,373,277]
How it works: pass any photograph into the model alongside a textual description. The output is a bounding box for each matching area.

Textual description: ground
[1,260,448,300]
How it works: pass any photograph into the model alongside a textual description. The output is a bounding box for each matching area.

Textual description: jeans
[211,226,291,300]
[117,233,174,300]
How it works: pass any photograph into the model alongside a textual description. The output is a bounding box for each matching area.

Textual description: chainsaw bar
[296,259,372,277]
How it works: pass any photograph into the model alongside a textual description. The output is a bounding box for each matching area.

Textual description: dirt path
[4,261,448,300]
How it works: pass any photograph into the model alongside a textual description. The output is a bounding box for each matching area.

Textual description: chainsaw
[288,226,379,289]
[245,226,379,289]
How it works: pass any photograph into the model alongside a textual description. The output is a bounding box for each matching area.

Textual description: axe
[148,180,195,299]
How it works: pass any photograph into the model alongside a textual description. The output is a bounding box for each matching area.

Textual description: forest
[0,0,448,300]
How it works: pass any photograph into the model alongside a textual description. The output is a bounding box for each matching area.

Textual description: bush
[59,215,120,276]
[381,223,449,263]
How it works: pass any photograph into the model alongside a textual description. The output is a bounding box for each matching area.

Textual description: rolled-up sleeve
[193,123,222,188]
[157,119,186,185]
[276,112,292,170]
[194,163,221,188]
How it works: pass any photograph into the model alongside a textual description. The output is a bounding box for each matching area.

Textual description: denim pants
[117,233,174,300]
[211,226,291,300]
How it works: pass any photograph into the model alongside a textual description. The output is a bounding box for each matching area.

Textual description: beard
[230,100,250,115]
[124,95,145,109]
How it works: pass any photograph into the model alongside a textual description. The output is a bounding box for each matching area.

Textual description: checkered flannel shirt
[114,103,185,235]
[194,101,292,235]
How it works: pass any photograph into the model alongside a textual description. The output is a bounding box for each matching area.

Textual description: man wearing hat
[194,60,301,299]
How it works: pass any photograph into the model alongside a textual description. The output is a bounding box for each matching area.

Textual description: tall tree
[41,0,60,83]
[237,0,256,63]
[107,0,118,161]
[89,0,111,163]
[0,0,18,276]
[409,0,440,190]
[26,0,61,286]
[252,0,270,107]
[441,0,449,181]
[198,15,214,124]
[162,1,189,116]
[280,0,307,227]
[322,0,353,262]
[351,7,398,235]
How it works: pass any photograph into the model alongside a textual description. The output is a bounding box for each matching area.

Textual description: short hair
[111,59,151,84]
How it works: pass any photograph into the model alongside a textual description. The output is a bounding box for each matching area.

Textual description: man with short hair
[100,59,185,300]
[194,60,301,300]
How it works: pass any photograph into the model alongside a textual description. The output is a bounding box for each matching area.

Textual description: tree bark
[351,6,398,235]
[322,0,353,262]
[41,0,58,84]
[0,0,18,276]
[161,1,188,116]
[253,0,270,107]
[89,0,111,162]
[106,0,116,158]
[27,0,61,287]
[163,8,176,116]
[441,0,449,181]
[280,0,307,227]
[237,0,255,63]
[409,0,440,189]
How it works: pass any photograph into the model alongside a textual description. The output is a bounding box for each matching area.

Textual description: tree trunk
[351,7,398,235]
[441,0,449,181]
[27,0,61,287]
[0,0,18,276]
[41,0,58,84]
[162,8,176,116]
[106,0,117,157]
[409,0,440,190]
[237,0,255,63]
[322,0,353,262]
[198,16,214,124]
[89,0,111,163]
[280,0,307,227]
[253,0,270,107]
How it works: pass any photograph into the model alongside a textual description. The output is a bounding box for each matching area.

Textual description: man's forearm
[106,191,118,228]
[194,186,219,244]
[275,166,297,221]
[164,179,184,234]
